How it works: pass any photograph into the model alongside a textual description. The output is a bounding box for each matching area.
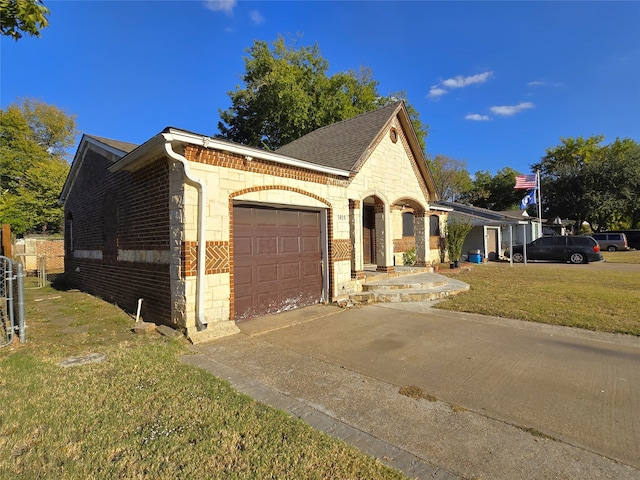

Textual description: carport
[433,201,541,265]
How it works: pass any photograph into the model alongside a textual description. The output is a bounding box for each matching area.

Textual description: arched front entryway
[361,195,394,273]
[392,197,429,267]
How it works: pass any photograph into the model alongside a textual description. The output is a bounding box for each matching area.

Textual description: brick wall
[64,145,173,326]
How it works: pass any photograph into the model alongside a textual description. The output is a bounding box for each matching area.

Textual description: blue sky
[2,1,639,176]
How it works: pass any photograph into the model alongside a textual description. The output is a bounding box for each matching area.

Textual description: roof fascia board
[393,104,439,201]
[429,205,454,212]
[108,134,166,172]
[167,129,351,177]
[86,136,132,157]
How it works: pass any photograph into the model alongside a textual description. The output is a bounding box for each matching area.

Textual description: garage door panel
[279,210,300,227]
[234,294,253,318]
[234,265,253,286]
[234,207,254,225]
[256,237,278,255]
[256,209,278,226]
[256,264,278,283]
[257,292,279,311]
[281,262,300,280]
[233,205,322,321]
[280,236,300,254]
[302,261,321,277]
[301,236,320,253]
[300,211,320,227]
[234,237,253,256]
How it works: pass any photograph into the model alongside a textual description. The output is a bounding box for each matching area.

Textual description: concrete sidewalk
[184,303,640,480]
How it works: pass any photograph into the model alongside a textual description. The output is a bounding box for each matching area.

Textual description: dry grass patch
[438,264,640,335]
[399,385,438,402]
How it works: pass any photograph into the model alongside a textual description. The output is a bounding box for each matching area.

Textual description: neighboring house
[59,101,442,342]
[435,201,542,261]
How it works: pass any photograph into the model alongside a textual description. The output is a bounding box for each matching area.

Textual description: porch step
[349,273,469,305]
[362,278,448,291]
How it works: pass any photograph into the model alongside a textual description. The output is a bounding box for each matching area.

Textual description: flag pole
[536,170,542,237]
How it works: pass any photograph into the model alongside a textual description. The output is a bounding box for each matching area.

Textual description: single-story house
[434,201,542,261]
[60,101,448,342]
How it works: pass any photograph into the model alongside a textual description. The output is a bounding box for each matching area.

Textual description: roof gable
[276,101,403,172]
[276,101,438,199]
[59,134,139,205]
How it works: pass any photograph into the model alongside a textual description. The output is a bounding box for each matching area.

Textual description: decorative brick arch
[228,185,334,319]
[230,185,332,208]
[391,197,427,214]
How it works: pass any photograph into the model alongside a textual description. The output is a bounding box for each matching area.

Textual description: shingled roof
[85,134,139,154]
[276,101,406,172]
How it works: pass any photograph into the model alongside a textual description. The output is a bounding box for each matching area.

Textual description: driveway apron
[186,303,640,480]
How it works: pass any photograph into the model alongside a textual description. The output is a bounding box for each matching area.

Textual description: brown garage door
[233,205,323,320]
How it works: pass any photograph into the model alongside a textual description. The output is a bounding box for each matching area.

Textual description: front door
[362,205,376,265]
[487,228,498,261]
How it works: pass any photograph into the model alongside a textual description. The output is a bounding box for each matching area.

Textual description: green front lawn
[0,280,405,479]
[438,263,640,335]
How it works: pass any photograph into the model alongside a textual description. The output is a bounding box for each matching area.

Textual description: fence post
[39,255,46,287]
[16,262,26,343]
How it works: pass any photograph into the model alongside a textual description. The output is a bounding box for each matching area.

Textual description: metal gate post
[1,255,15,347]
[16,262,26,343]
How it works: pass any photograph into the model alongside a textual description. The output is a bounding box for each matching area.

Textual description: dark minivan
[505,235,602,264]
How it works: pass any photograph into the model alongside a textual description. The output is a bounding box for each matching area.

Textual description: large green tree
[532,136,640,230]
[218,35,428,151]
[0,0,49,40]
[0,98,76,234]
[426,154,472,201]
[461,167,524,211]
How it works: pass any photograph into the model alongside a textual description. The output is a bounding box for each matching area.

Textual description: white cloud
[203,0,236,14]
[465,113,490,121]
[249,10,264,25]
[527,81,546,87]
[427,71,493,100]
[490,102,534,116]
[427,86,448,99]
[442,71,493,89]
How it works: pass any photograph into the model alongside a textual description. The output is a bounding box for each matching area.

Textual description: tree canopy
[532,136,640,230]
[426,154,472,202]
[0,0,49,40]
[218,35,428,151]
[0,98,76,234]
[458,167,525,211]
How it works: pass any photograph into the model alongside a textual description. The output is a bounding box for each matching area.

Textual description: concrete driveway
[185,302,640,479]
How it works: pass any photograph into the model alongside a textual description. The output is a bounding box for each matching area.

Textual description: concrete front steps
[350,271,470,305]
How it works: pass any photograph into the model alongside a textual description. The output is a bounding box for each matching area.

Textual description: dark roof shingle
[85,134,139,154]
[275,101,403,172]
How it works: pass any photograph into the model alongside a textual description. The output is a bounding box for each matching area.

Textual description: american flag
[514,174,537,189]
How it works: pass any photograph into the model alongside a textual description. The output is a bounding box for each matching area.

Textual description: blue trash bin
[468,250,482,264]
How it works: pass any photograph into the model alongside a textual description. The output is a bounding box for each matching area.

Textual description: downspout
[163,136,207,330]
